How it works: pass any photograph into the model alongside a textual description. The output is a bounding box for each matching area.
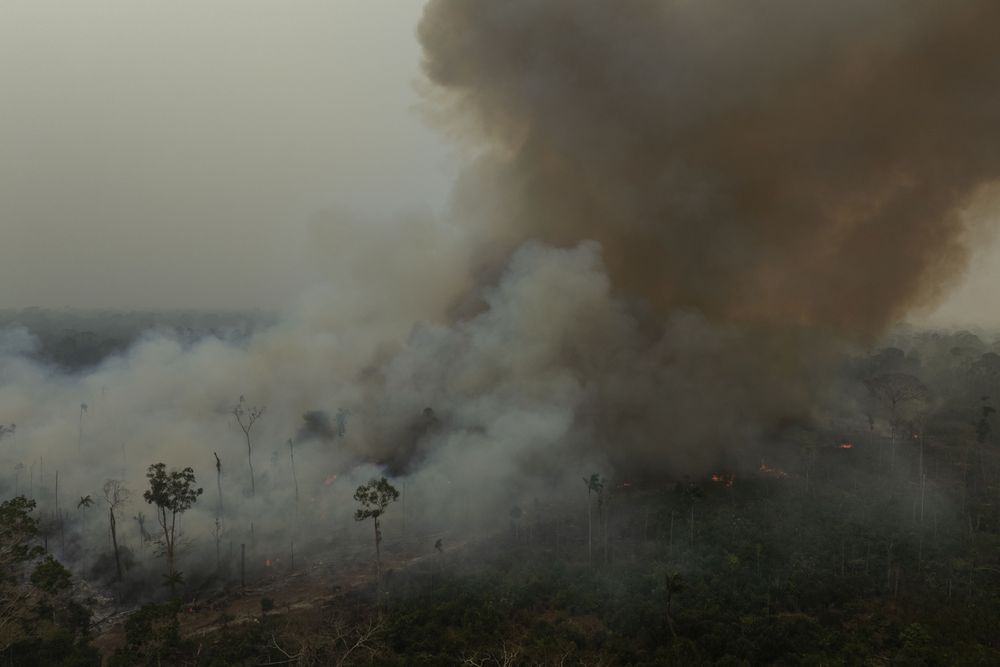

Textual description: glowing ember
[323,473,337,486]
[837,443,853,449]
[710,473,735,487]
[758,462,788,479]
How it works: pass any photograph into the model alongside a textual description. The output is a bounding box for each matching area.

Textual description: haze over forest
[2,2,1000,665]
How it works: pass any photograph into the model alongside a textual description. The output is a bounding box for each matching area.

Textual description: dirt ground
[91,528,454,657]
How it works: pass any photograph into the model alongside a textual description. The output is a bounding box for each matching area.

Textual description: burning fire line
[758,462,788,479]
[710,473,735,487]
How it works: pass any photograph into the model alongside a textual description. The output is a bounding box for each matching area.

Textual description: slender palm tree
[583,473,604,565]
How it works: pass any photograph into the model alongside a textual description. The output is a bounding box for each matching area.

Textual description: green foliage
[584,473,604,495]
[4,629,101,667]
[142,463,202,591]
[31,556,72,594]
[372,461,1000,665]
[353,477,400,521]
[142,463,203,514]
[110,600,189,667]
[1,498,97,664]
[91,460,1000,665]
[1,496,38,536]
[161,571,184,590]
[0,495,44,568]
[897,622,933,666]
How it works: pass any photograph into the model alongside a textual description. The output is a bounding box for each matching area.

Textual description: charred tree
[102,479,130,583]
[583,474,604,566]
[287,439,299,514]
[213,452,223,517]
[77,403,87,456]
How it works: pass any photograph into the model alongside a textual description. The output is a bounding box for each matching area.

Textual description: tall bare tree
[102,479,131,582]
[681,480,703,546]
[13,463,24,497]
[288,439,300,514]
[133,512,151,549]
[601,485,611,565]
[213,452,223,517]
[77,403,87,456]
[232,396,265,496]
[583,473,604,565]
[865,373,929,472]
[664,572,684,638]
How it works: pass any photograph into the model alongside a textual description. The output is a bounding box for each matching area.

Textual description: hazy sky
[0,1,997,328]
[0,1,452,309]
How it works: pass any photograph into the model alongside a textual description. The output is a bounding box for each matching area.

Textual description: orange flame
[265,559,272,567]
[837,443,853,449]
[711,473,735,487]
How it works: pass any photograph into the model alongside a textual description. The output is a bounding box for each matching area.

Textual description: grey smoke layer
[3,1,1000,583]
[419,0,1000,334]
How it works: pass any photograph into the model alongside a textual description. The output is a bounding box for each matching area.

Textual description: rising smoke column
[418,0,1000,335]
[6,3,1000,580]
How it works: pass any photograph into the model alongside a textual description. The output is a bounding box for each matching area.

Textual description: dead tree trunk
[288,440,299,514]
[587,490,593,565]
[669,511,674,556]
[245,432,255,497]
[886,540,893,592]
[374,516,383,586]
[603,493,610,565]
[214,452,223,517]
[110,506,122,582]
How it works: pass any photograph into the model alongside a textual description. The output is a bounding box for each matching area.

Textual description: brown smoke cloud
[418,0,1000,336]
[7,3,1000,586]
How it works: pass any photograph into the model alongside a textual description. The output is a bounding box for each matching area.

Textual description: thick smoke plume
[419,0,1000,334]
[2,1,1000,588]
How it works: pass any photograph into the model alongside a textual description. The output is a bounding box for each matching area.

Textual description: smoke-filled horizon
[0,1,997,327]
[2,0,1000,589]
[0,0,451,311]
